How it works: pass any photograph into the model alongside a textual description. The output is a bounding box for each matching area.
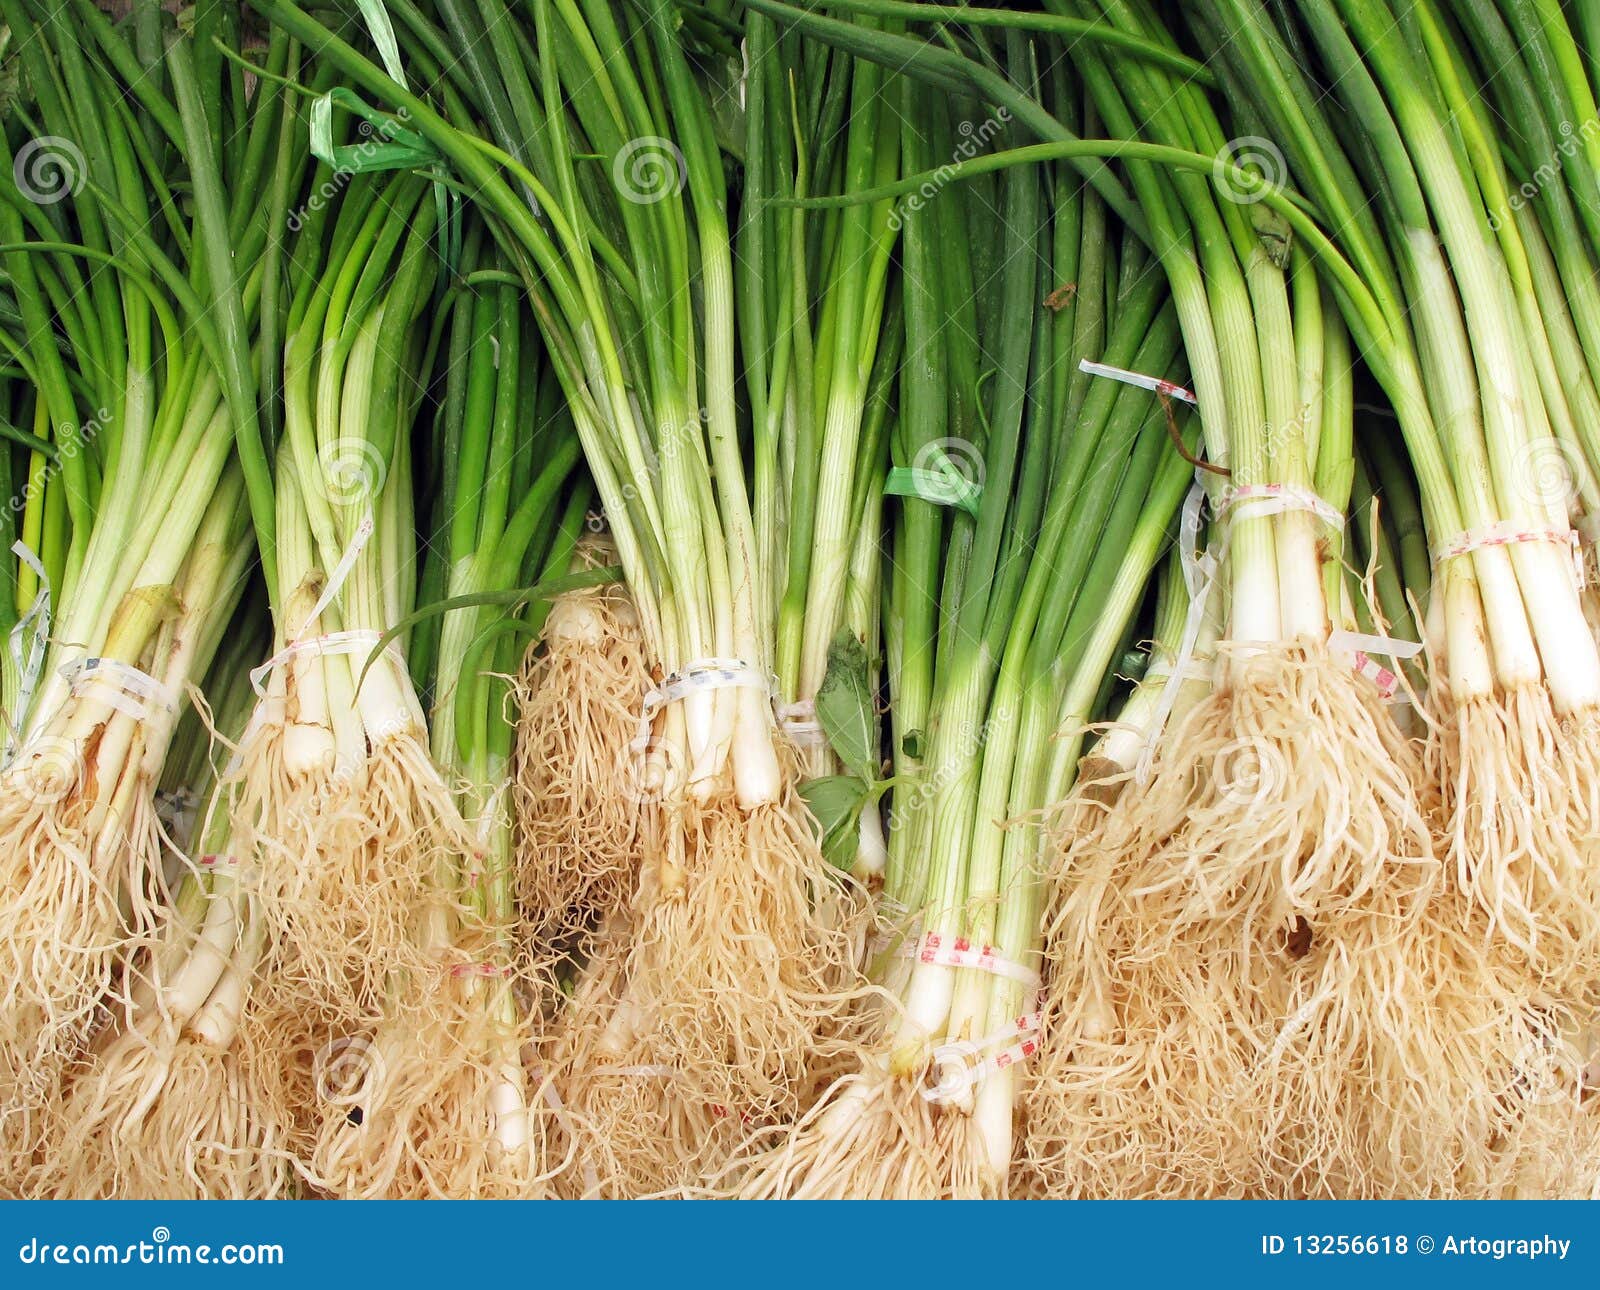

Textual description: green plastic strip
[307,0,461,271]
[884,455,983,518]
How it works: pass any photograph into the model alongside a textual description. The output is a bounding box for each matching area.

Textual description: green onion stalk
[739,58,1196,1191]
[0,5,297,1179]
[226,163,484,1189]
[229,168,449,1041]
[762,0,1459,1194]
[1172,0,1600,1176]
[26,598,291,1200]
[242,0,868,1189]
[1383,0,1600,981]
[738,10,900,878]
[991,0,1591,1196]
[302,255,589,1199]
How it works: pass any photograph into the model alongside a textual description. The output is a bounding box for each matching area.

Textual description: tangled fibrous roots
[298,963,553,1199]
[732,1060,997,1199]
[512,585,649,960]
[235,731,469,1023]
[1074,645,1437,930]
[1022,646,1466,1197]
[1025,665,1600,1196]
[607,791,868,1121]
[0,771,164,1177]
[1429,688,1600,982]
[531,918,746,1197]
[25,1028,294,1199]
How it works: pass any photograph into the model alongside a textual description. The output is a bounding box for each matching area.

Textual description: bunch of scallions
[248,0,873,1194]
[0,0,282,1181]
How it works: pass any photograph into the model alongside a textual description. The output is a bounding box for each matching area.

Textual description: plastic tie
[6,540,49,762]
[249,629,385,697]
[1327,628,1422,701]
[902,931,1041,989]
[63,657,176,722]
[1432,520,1585,591]
[1079,359,1197,406]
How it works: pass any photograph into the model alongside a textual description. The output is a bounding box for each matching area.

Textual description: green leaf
[799,774,872,872]
[815,628,878,782]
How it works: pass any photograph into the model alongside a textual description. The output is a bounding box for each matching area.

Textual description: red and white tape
[906,931,1041,989]
[1326,628,1422,701]
[1079,359,1198,406]
[922,1011,1044,1103]
[1433,521,1585,590]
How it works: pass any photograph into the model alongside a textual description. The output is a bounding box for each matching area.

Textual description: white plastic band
[1327,628,1422,701]
[63,656,176,722]
[776,697,826,744]
[1219,482,1346,530]
[7,540,50,760]
[1136,474,1227,786]
[637,657,771,746]
[530,1070,600,1196]
[921,1011,1043,1103]
[1079,359,1198,406]
[294,509,375,645]
[1431,520,1585,590]
[248,629,385,696]
[1141,654,1215,686]
[903,931,1041,989]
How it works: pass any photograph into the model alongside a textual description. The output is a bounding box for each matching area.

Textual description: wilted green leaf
[815,628,878,782]
[799,774,871,872]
